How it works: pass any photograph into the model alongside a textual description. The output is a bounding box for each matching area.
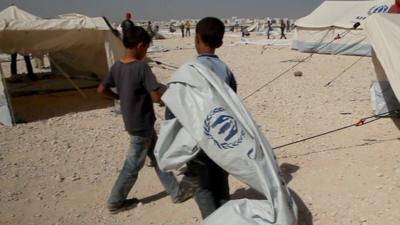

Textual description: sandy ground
[1,32,400,225]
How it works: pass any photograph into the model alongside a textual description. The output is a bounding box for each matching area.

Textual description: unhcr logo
[204,107,245,150]
[368,4,390,15]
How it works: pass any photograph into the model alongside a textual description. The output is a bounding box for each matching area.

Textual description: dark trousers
[185,151,230,219]
[11,53,36,79]
[11,53,34,75]
[280,28,287,39]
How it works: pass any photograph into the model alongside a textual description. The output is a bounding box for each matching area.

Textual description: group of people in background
[121,13,292,40]
[268,19,290,39]
[180,20,191,38]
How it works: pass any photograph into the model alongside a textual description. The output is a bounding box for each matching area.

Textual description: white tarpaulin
[365,13,400,103]
[155,63,297,225]
[370,80,400,115]
[292,0,394,56]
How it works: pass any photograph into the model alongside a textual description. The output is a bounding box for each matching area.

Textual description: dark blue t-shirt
[103,61,160,136]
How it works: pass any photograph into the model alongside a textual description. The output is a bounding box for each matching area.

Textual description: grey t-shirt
[103,61,160,136]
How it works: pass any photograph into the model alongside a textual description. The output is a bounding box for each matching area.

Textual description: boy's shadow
[139,191,169,204]
[230,163,313,225]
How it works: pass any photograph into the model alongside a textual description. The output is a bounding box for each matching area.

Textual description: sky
[1,0,325,22]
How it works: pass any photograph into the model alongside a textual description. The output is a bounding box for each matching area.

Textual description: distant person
[121,12,135,37]
[234,20,240,32]
[241,26,250,37]
[286,19,291,32]
[389,0,400,13]
[10,53,37,81]
[154,23,159,34]
[280,20,287,39]
[169,23,176,33]
[146,21,153,37]
[180,22,185,38]
[185,20,191,37]
[98,26,191,214]
[267,20,273,39]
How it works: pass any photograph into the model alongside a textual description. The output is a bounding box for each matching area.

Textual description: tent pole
[49,58,87,99]
[0,63,16,126]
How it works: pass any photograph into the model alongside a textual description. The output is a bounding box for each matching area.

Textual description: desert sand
[1,33,400,225]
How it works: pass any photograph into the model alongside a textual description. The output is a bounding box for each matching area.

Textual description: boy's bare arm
[97,84,119,100]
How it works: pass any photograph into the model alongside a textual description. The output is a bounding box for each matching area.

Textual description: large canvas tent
[291,0,395,56]
[0,5,40,22]
[0,5,124,127]
[364,13,400,112]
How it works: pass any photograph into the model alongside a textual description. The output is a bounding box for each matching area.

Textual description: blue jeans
[185,151,230,219]
[107,131,180,205]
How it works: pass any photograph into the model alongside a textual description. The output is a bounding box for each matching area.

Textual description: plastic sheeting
[370,80,400,115]
[155,62,297,225]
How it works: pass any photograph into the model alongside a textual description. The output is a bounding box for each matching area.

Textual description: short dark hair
[196,17,225,48]
[123,26,152,48]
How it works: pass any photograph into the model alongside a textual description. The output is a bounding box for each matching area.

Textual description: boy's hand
[159,83,167,95]
[97,84,119,100]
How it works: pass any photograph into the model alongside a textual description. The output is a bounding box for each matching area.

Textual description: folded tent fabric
[155,62,298,225]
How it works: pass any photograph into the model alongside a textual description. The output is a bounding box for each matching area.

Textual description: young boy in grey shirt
[98,26,190,214]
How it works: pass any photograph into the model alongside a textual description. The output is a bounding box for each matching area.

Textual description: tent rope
[272,110,399,150]
[324,55,366,87]
[49,58,87,99]
[243,29,354,101]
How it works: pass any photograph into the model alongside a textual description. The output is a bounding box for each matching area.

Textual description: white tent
[0,6,124,126]
[0,5,40,22]
[364,13,400,112]
[291,0,394,56]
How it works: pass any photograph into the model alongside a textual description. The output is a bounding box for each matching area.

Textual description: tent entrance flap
[0,65,15,127]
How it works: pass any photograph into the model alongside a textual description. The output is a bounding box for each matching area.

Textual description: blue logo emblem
[368,5,389,15]
[204,107,245,149]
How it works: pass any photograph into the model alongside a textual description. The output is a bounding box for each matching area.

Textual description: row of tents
[292,0,397,56]
[1,1,400,126]
[0,5,124,126]
[291,0,400,114]
[0,2,399,225]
